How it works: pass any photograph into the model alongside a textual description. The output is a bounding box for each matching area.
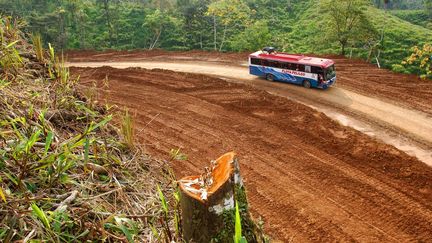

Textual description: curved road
[69,61,432,166]
[71,63,432,242]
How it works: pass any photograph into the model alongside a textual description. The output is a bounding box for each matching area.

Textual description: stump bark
[179,152,256,242]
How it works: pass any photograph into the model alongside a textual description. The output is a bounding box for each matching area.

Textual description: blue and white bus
[249,48,336,89]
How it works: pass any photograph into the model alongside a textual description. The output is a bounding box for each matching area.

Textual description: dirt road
[71,64,432,242]
[69,61,432,165]
[66,50,432,116]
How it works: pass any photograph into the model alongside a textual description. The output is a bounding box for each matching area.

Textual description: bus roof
[249,51,335,68]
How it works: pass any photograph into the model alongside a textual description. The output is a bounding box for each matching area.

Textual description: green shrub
[391,64,408,73]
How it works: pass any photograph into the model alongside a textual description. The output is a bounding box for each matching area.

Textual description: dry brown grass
[0,15,177,242]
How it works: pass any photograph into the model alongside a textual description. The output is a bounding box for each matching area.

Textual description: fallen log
[179,152,261,242]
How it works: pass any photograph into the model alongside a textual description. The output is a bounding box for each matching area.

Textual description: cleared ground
[69,52,432,242]
[66,50,432,117]
[69,53,432,166]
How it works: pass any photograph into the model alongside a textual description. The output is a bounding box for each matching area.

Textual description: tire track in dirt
[67,50,432,115]
[331,57,432,116]
[69,61,432,167]
[72,66,432,242]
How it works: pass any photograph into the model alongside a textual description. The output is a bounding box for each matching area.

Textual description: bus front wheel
[303,80,311,89]
[266,74,275,82]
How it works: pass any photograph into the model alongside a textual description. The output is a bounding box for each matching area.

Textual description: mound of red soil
[72,65,432,242]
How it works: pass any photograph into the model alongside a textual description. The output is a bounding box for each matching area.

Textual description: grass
[366,7,432,71]
[31,33,44,62]
[0,15,178,242]
[389,9,431,29]
[0,18,24,77]
[286,1,432,73]
[234,201,247,243]
[121,109,134,148]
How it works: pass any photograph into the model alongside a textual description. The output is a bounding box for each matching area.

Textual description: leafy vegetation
[234,201,247,243]
[0,0,431,76]
[426,0,432,18]
[0,15,179,242]
[403,43,432,78]
[289,1,432,74]
[372,0,426,9]
[390,9,432,29]
[319,0,378,56]
[211,185,268,243]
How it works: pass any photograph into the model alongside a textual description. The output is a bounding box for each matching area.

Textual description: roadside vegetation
[403,43,432,79]
[0,0,431,77]
[289,1,432,74]
[390,9,432,29]
[0,16,180,242]
[0,15,263,241]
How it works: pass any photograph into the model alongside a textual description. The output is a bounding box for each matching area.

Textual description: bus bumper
[320,77,336,89]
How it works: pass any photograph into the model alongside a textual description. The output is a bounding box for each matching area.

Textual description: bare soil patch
[66,49,249,64]
[330,56,432,115]
[72,66,432,242]
[67,50,432,115]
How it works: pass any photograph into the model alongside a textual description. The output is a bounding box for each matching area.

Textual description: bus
[249,48,336,89]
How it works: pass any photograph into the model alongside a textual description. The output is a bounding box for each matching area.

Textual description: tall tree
[426,0,432,18]
[64,0,87,48]
[207,0,251,51]
[57,7,67,50]
[96,0,115,47]
[230,20,272,51]
[320,0,377,55]
[177,0,212,49]
[142,8,184,49]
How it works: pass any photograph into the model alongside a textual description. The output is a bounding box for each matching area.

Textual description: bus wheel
[303,80,311,88]
[266,74,274,81]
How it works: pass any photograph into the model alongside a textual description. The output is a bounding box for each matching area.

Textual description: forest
[1,0,431,75]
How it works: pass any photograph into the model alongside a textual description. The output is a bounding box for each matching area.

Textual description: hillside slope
[389,9,432,29]
[288,1,432,72]
[1,0,430,75]
[0,16,178,242]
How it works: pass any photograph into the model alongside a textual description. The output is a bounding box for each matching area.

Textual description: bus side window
[251,58,261,65]
[262,59,269,66]
[269,61,278,68]
[296,64,305,72]
[280,62,288,69]
[287,63,295,70]
[305,65,311,73]
[311,66,323,74]
[268,61,274,67]
[276,61,283,69]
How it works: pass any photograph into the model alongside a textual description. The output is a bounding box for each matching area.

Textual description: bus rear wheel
[303,80,311,88]
[266,74,275,82]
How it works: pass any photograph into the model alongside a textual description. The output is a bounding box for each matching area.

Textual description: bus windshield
[325,65,336,80]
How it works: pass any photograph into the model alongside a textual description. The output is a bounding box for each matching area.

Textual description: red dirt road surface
[71,63,432,242]
[68,52,432,166]
[66,50,432,116]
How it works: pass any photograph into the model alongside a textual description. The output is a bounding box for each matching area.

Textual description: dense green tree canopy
[320,0,378,55]
[0,0,431,76]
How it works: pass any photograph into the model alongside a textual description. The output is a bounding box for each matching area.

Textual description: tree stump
[179,152,257,242]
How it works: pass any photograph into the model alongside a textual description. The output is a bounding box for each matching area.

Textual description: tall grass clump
[31,33,44,62]
[121,109,135,148]
[234,201,247,243]
[0,18,24,78]
[0,15,178,242]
